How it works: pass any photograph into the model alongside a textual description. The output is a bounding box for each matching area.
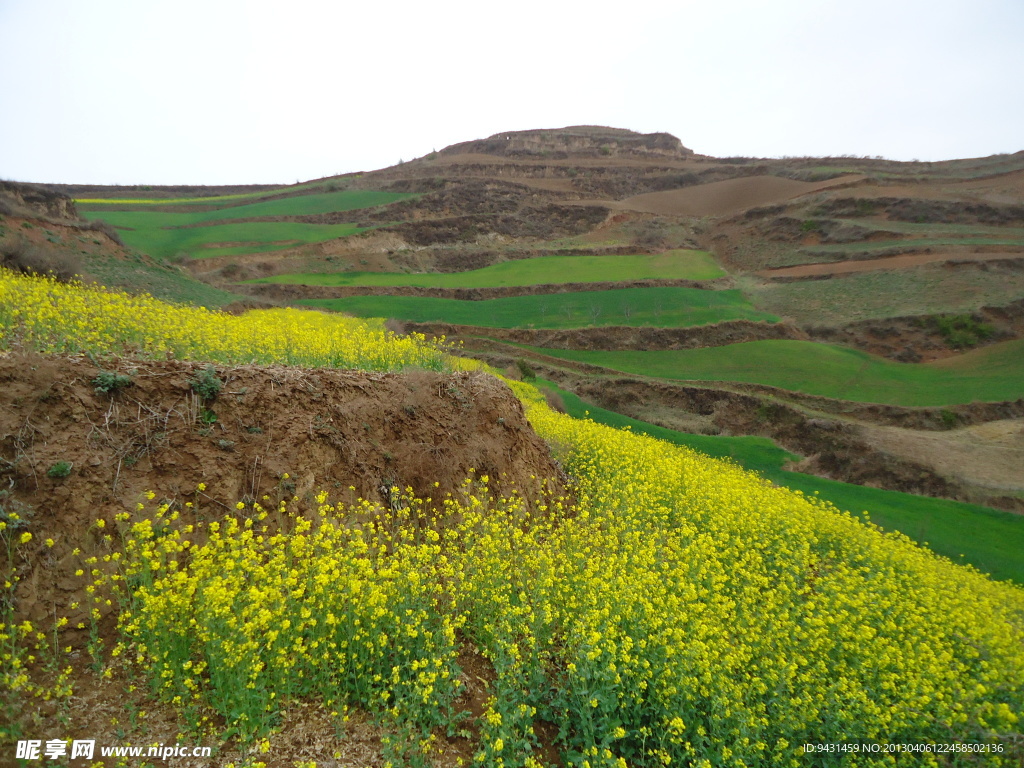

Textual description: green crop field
[540,380,1024,584]
[74,179,344,205]
[299,286,776,329]
[78,189,415,224]
[251,251,724,288]
[77,215,364,260]
[78,189,414,259]
[521,337,1024,406]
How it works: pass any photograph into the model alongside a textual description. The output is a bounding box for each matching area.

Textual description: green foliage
[76,216,365,261]
[747,263,1024,326]
[933,313,996,349]
[515,359,537,381]
[46,461,72,479]
[255,251,726,289]
[523,338,1024,406]
[74,187,416,261]
[299,286,776,330]
[189,365,223,401]
[800,219,823,232]
[91,370,133,394]
[0,490,33,533]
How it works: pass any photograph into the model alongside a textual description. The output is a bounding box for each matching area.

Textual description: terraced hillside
[23,124,1024,536]
[2,127,1024,765]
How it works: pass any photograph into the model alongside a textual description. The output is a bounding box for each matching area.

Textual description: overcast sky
[1,0,1021,185]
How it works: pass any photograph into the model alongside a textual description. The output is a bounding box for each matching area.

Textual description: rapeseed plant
[3,268,1023,765]
[0,269,448,371]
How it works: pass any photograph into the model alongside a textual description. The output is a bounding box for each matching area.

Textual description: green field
[78,216,365,260]
[299,286,776,329]
[81,253,245,308]
[252,251,724,288]
[540,380,1024,584]
[78,189,415,259]
[78,189,414,224]
[74,179,348,205]
[522,337,1024,406]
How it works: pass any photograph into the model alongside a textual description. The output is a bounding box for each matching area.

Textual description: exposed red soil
[0,353,563,629]
[2,351,566,766]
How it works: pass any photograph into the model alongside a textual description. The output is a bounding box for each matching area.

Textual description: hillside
[3,126,1024,766]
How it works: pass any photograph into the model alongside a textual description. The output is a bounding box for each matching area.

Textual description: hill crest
[438,125,693,160]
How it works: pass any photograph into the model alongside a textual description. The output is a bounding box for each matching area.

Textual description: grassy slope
[77,190,415,224]
[745,265,1024,325]
[79,217,365,260]
[525,338,1024,406]
[74,179,342,205]
[804,237,1024,256]
[540,380,1024,584]
[81,253,245,308]
[299,286,777,329]
[251,251,724,287]
[78,190,414,259]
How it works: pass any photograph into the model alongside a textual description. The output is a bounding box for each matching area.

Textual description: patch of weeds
[46,461,73,479]
[245,426,263,434]
[199,408,217,425]
[189,364,223,401]
[940,409,958,429]
[515,359,537,381]
[800,219,824,232]
[932,314,995,349]
[0,490,33,534]
[217,439,235,451]
[20,222,33,229]
[92,370,133,394]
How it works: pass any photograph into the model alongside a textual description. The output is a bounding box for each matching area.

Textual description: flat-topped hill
[438,125,694,159]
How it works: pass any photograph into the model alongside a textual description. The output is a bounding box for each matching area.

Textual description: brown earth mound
[0,353,563,628]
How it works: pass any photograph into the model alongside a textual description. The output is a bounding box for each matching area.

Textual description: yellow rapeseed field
[2,269,1024,766]
[0,270,447,371]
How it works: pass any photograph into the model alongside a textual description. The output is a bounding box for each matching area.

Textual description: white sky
[1,0,1021,185]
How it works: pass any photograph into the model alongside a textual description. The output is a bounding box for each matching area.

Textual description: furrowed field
[2,269,1023,767]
